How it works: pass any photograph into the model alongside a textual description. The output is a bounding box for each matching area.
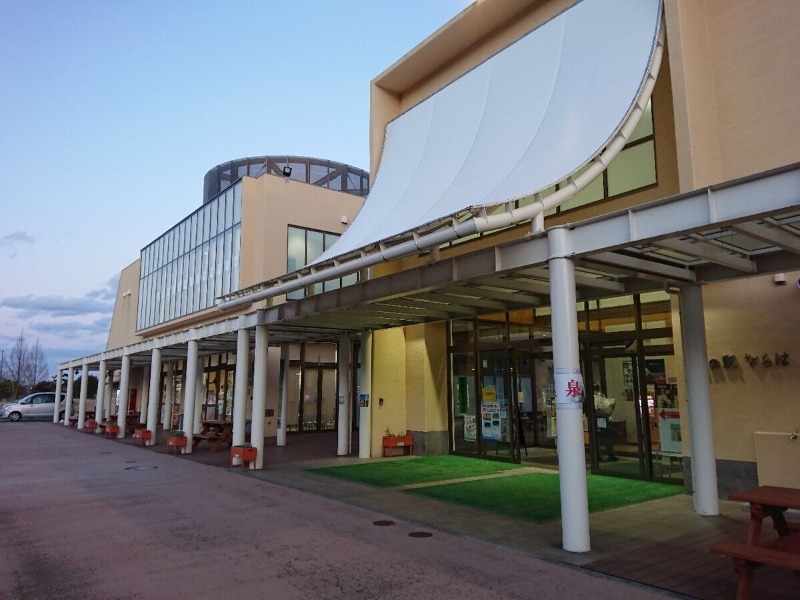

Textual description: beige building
[58,0,800,553]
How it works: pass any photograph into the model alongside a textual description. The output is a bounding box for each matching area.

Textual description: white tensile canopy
[219,0,664,309]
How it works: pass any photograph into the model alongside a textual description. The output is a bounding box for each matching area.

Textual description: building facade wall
[239,175,365,297]
[673,271,800,463]
[365,0,800,488]
[665,0,800,190]
[106,261,144,350]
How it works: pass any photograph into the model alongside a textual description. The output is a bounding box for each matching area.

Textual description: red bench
[711,533,800,599]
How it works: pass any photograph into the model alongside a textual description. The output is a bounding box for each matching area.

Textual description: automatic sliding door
[479,351,518,460]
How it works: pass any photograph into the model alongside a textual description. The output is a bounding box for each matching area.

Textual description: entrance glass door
[302,366,337,431]
[478,351,519,461]
[585,346,682,482]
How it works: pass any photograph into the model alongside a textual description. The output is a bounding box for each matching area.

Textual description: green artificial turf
[309,455,522,487]
[407,472,683,523]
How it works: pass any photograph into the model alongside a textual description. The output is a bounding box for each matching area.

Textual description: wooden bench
[193,432,223,451]
[711,537,800,599]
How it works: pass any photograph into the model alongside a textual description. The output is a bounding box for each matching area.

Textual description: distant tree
[28,339,50,389]
[8,332,27,399]
[5,331,52,399]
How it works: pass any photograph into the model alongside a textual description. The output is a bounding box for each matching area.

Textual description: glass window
[218,196,226,236]
[452,352,477,454]
[180,255,188,316]
[223,229,233,295]
[224,190,234,229]
[451,319,475,346]
[629,99,653,142]
[215,235,224,300]
[310,164,329,186]
[477,315,506,343]
[231,225,241,293]
[324,232,339,251]
[187,249,196,313]
[287,226,306,273]
[289,162,307,183]
[306,230,324,264]
[193,246,202,312]
[200,242,209,309]
[558,165,604,212]
[233,183,241,224]
[607,140,656,197]
[209,197,218,237]
[207,236,217,302]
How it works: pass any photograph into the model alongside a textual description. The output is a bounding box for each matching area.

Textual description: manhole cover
[373,520,395,527]
[408,531,433,538]
[125,465,158,471]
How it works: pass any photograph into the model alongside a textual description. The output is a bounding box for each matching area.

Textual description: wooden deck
[585,517,797,599]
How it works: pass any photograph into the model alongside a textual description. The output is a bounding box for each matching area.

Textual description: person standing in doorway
[593,382,618,461]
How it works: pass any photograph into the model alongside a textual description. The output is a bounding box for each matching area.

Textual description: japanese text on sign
[554,369,584,409]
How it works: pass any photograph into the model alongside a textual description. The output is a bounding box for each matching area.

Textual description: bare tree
[8,331,28,399]
[28,339,50,390]
[5,331,51,399]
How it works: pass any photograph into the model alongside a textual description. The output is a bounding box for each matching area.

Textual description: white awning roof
[218,0,664,310]
[317,0,663,263]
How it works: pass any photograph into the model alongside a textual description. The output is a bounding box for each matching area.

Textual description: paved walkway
[1,422,685,600]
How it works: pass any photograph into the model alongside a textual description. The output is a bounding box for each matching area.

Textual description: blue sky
[0,0,470,376]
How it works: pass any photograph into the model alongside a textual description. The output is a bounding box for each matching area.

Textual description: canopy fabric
[314,0,662,265]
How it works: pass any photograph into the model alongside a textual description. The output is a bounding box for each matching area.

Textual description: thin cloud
[0,231,35,245]
[0,294,113,317]
[0,276,119,318]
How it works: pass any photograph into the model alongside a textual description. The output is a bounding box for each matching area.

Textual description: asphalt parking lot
[0,421,677,600]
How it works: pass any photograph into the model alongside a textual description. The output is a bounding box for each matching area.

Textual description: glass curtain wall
[138,181,242,330]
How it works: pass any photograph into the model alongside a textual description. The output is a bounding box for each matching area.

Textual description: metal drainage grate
[408,531,433,538]
[125,465,158,471]
[372,520,395,527]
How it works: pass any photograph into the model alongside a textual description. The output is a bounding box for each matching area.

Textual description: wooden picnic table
[193,420,233,452]
[710,485,800,599]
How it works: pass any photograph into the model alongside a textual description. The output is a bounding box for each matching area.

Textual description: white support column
[251,325,269,469]
[63,368,74,426]
[337,335,352,456]
[146,348,161,445]
[358,331,373,459]
[231,325,250,462]
[116,355,131,438]
[104,371,114,421]
[53,369,63,423]
[548,226,591,553]
[140,365,150,424]
[77,363,89,429]
[182,341,199,453]
[277,345,289,447]
[193,361,203,435]
[95,360,107,429]
[163,362,174,429]
[679,283,720,515]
